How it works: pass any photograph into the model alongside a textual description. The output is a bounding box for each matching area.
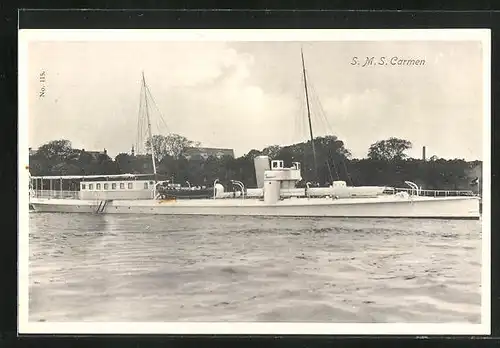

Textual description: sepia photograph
[18,29,490,335]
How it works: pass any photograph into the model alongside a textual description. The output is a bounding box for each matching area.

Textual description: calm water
[28,213,482,323]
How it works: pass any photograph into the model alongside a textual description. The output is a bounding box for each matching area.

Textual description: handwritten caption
[351,56,426,68]
[39,70,46,98]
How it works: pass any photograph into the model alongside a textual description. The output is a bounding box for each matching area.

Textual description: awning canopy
[30,173,154,180]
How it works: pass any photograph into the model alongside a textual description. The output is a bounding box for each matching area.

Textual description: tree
[145,133,201,160]
[50,162,82,175]
[158,154,177,176]
[277,147,295,167]
[115,153,136,173]
[367,137,412,161]
[166,134,201,158]
[261,145,281,159]
[37,139,73,161]
[76,151,94,166]
[95,153,119,175]
[244,149,263,160]
[29,135,480,193]
[314,135,351,159]
[145,135,168,161]
[28,157,49,176]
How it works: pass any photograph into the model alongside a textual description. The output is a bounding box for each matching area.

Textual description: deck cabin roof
[29,173,154,180]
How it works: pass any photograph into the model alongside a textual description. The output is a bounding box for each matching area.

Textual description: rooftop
[184,147,235,160]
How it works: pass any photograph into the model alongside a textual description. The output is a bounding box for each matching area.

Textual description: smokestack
[254,155,270,188]
[422,146,426,161]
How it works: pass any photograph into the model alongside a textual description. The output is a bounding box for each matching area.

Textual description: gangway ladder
[96,199,111,214]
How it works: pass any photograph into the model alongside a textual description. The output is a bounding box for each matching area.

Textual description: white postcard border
[18,28,491,335]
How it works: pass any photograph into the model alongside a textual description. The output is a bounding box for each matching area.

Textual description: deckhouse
[80,179,155,200]
[29,174,157,201]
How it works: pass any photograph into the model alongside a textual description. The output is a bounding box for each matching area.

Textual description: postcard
[19,28,491,335]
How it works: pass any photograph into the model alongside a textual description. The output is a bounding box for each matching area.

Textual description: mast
[142,71,157,176]
[301,48,317,181]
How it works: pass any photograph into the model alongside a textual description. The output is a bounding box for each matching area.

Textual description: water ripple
[28,213,482,323]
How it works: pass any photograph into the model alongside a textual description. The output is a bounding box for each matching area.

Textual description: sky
[26,39,485,160]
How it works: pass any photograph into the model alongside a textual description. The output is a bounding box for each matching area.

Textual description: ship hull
[29,196,480,219]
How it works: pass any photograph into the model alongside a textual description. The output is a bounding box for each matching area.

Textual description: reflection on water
[28,213,482,323]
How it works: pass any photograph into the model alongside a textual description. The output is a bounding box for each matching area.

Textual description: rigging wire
[312,82,355,185]
[155,113,162,138]
[307,78,333,183]
[136,84,145,154]
[326,159,334,183]
[342,159,353,185]
[294,80,307,145]
[145,84,171,135]
[135,79,172,156]
[306,75,353,184]
[299,93,307,143]
[330,157,340,181]
[292,71,303,145]
[309,81,334,136]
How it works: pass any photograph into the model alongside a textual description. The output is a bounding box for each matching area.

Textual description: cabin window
[144,182,149,189]
[89,184,94,190]
[128,183,133,189]
[82,184,86,190]
[272,161,278,168]
[112,183,117,190]
[104,183,109,190]
[120,183,125,189]
[96,183,101,190]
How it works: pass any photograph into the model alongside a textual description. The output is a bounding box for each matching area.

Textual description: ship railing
[385,187,475,197]
[30,189,80,199]
[230,180,246,200]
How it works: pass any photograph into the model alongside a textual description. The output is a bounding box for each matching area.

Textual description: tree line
[28,134,482,191]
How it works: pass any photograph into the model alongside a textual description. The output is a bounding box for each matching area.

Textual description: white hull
[30,195,480,219]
